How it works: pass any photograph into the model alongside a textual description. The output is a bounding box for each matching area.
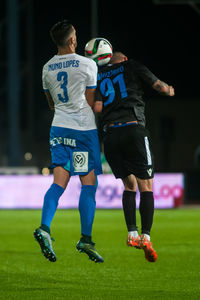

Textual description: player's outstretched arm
[152,79,175,96]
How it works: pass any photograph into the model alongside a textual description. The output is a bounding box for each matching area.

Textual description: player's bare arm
[93,101,103,113]
[152,79,175,96]
[44,91,55,111]
[85,88,96,107]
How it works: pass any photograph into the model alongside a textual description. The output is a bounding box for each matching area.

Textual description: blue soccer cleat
[34,228,56,262]
[76,239,104,263]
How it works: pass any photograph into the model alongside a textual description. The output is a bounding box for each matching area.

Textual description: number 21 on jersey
[57,71,69,103]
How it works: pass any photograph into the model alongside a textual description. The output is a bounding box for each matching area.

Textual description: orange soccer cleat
[139,235,157,262]
[127,235,141,249]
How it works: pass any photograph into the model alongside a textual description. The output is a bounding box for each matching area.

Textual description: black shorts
[103,124,154,180]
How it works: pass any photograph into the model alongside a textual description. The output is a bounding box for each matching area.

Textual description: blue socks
[78,185,96,238]
[41,182,97,238]
[41,183,64,231]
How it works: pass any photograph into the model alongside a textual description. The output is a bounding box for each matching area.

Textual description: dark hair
[50,20,74,47]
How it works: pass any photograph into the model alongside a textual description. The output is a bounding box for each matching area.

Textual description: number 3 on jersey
[100,73,127,107]
[57,71,69,103]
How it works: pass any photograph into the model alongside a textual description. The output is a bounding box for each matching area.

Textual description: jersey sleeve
[86,60,98,89]
[133,60,158,86]
[42,64,49,92]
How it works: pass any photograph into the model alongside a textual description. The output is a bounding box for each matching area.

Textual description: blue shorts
[49,126,102,176]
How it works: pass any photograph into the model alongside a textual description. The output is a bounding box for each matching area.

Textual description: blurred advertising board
[0,173,184,209]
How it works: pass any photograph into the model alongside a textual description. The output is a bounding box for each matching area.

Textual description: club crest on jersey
[73,152,88,172]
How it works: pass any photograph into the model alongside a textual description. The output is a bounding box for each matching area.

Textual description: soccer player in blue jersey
[33,20,104,263]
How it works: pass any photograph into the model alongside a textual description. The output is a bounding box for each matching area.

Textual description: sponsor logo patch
[73,152,88,172]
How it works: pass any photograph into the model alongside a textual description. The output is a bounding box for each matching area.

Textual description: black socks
[139,191,154,236]
[122,190,155,236]
[122,191,138,232]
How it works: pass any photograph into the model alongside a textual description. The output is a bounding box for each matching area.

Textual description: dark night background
[0,0,200,187]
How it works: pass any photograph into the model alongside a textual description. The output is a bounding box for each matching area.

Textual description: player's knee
[123,180,137,191]
[137,178,153,192]
[125,183,136,191]
[80,169,96,185]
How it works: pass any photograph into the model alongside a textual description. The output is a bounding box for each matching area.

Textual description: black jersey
[95,59,158,127]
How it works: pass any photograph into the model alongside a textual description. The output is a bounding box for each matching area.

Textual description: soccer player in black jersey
[94,51,175,262]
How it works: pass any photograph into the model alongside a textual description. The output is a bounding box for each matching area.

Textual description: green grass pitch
[1,208,200,300]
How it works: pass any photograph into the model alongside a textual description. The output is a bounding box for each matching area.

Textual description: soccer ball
[85,38,113,66]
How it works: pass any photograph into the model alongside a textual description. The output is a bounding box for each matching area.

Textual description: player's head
[110,52,128,64]
[50,20,77,49]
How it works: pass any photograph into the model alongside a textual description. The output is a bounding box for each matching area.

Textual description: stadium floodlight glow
[24,152,32,161]
[42,167,50,176]
[153,0,200,3]
[153,0,200,15]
